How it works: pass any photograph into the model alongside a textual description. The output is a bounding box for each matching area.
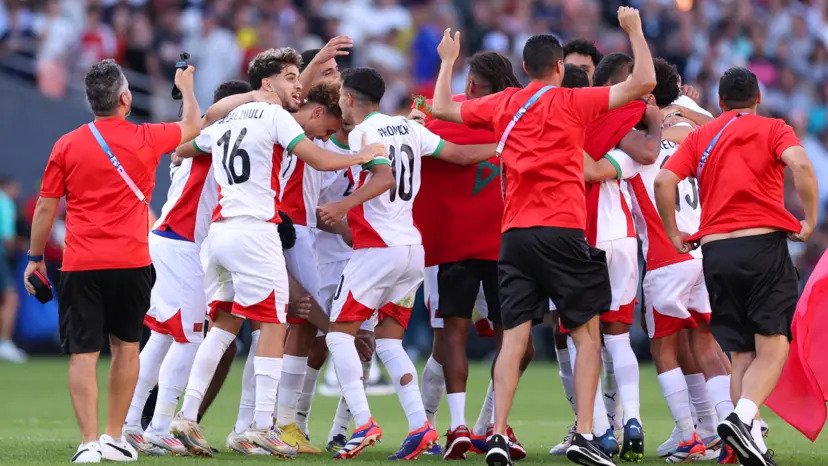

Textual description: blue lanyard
[87,122,147,204]
[495,85,555,156]
[696,112,746,179]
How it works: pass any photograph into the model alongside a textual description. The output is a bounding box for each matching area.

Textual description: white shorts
[202,218,289,323]
[596,236,639,324]
[330,245,424,329]
[643,258,711,339]
[319,258,376,333]
[285,225,322,324]
[424,265,492,334]
[145,233,207,343]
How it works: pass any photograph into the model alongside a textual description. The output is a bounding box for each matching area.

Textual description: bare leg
[69,351,101,443]
[570,316,602,435]
[107,336,141,438]
[492,321,531,435]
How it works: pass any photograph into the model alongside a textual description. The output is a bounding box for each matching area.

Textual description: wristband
[27,251,44,263]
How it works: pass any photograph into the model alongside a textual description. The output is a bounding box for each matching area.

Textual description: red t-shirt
[460,82,610,232]
[413,95,501,266]
[40,118,181,271]
[663,111,802,242]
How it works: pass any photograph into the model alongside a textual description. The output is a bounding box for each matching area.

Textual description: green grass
[1,358,826,464]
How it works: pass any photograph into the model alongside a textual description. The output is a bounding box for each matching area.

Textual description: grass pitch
[1,358,826,465]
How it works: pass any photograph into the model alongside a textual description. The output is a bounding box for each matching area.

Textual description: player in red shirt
[24,60,201,463]
[656,67,818,466]
[431,7,656,466]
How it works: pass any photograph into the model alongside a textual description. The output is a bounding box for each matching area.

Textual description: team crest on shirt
[395,290,417,309]
[473,161,500,195]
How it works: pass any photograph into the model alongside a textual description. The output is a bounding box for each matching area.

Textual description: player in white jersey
[122,80,252,456]
[166,48,382,457]
[317,67,495,460]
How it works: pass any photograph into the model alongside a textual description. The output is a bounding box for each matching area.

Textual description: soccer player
[412,51,531,460]
[318,67,495,460]
[168,48,382,457]
[656,67,818,466]
[122,79,253,457]
[563,39,603,85]
[431,6,656,466]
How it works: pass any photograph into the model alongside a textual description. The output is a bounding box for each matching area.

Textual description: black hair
[651,58,681,108]
[84,59,127,116]
[306,81,343,119]
[212,80,252,104]
[562,64,590,89]
[341,67,385,103]
[300,49,320,73]
[522,34,563,79]
[563,39,603,68]
[593,53,633,86]
[468,51,522,93]
[718,67,760,109]
[248,47,303,90]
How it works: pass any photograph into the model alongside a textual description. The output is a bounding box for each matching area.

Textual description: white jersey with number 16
[347,112,445,249]
[193,102,306,223]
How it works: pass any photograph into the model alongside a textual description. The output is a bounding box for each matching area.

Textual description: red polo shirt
[40,118,181,271]
[663,111,802,242]
[460,82,610,232]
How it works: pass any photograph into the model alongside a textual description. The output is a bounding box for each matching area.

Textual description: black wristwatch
[27,251,44,263]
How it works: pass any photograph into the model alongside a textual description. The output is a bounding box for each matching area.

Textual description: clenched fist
[618,6,643,36]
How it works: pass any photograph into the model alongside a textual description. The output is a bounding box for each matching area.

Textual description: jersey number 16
[217,128,251,185]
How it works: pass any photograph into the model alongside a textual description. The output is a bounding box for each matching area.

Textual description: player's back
[194,102,306,223]
[348,113,444,248]
[153,156,217,244]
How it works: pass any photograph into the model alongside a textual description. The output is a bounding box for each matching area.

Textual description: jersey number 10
[389,144,415,202]
[217,128,251,185]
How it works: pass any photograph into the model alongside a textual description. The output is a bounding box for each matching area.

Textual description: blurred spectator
[78,5,115,71]
[0,176,25,363]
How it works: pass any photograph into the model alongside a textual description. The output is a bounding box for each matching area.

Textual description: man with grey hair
[23,59,201,464]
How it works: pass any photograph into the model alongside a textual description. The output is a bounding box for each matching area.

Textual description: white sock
[706,375,735,422]
[376,338,427,431]
[362,359,372,382]
[329,395,352,442]
[276,355,307,427]
[602,346,623,430]
[447,392,467,430]
[658,368,694,442]
[421,356,445,426]
[234,330,259,434]
[296,366,319,435]
[253,356,282,430]
[751,420,768,453]
[180,327,236,420]
[733,398,758,425]
[473,380,494,435]
[368,353,382,383]
[556,345,576,413]
[566,335,577,371]
[126,332,173,428]
[603,333,641,423]
[150,341,199,433]
[592,376,612,436]
[324,357,339,386]
[685,373,716,435]
[326,332,371,426]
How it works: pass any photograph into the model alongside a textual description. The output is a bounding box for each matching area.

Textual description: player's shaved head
[248,47,303,90]
[719,67,760,110]
[522,34,564,79]
[341,67,385,104]
[212,80,252,104]
[85,59,129,116]
[593,53,633,86]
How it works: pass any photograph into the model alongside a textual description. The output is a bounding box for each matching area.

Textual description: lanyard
[87,122,147,204]
[496,84,555,198]
[696,112,746,179]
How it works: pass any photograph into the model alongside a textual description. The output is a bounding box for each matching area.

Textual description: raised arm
[298,36,352,99]
[781,145,819,242]
[318,164,395,227]
[292,137,387,171]
[174,66,202,144]
[435,141,497,165]
[431,29,464,123]
[608,7,657,110]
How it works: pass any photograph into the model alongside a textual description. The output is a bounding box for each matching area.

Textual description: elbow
[653,170,671,192]
[431,105,447,120]
[639,143,659,165]
[637,76,657,95]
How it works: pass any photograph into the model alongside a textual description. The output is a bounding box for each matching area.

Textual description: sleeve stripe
[430,139,446,158]
[192,140,208,154]
[603,153,622,180]
[286,133,307,154]
[362,157,392,169]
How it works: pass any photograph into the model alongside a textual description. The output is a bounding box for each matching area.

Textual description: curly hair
[652,58,681,108]
[248,47,303,90]
[468,51,522,93]
[563,39,603,68]
[306,81,342,119]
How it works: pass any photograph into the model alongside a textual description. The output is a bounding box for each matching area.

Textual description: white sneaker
[122,425,166,456]
[0,340,27,363]
[99,434,137,462]
[72,442,101,463]
[144,429,189,455]
[657,426,680,457]
[226,431,270,455]
[549,423,576,456]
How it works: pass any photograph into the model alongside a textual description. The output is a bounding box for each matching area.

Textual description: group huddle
[101,6,807,466]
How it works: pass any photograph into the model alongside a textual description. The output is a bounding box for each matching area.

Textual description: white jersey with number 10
[193,102,306,223]
[347,112,445,249]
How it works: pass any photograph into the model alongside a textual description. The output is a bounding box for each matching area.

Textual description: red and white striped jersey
[193,102,306,223]
[279,139,330,227]
[586,148,638,245]
[315,136,355,265]
[153,156,217,244]
[628,133,702,271]
[347,112,444,249]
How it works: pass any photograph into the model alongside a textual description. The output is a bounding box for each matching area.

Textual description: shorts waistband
[152,228,190,242]
[701,231,788,251]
